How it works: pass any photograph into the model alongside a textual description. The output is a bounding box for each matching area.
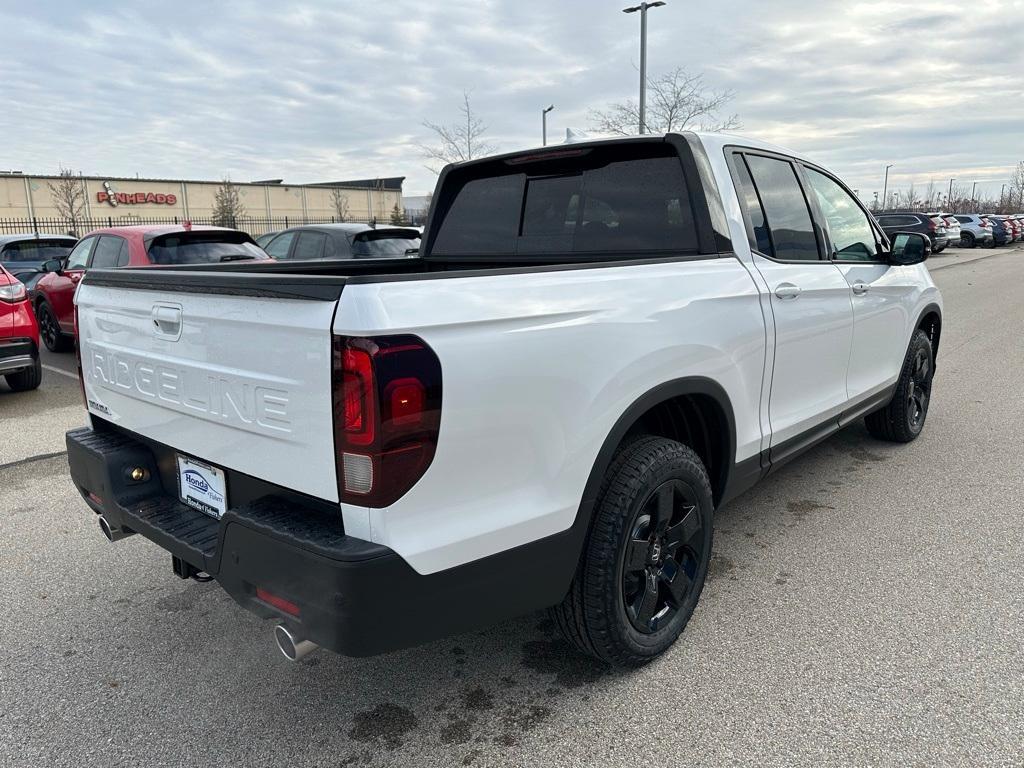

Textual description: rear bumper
[0,338,37,374]
[66,424,573,657]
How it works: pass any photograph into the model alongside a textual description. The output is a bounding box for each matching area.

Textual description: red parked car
[32,225,268,352]
[0,265,42,391]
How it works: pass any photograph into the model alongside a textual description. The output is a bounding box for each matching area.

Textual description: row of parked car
[1,202,1020,393]
[874,211,1024,252]
[0,222,422,390]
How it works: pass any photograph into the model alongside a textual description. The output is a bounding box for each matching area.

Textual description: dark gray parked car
[0,234,77,290]
[873,212,949,253]
[261,223,421,261]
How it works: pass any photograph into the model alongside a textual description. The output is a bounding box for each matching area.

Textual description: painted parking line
[43,364,79,380]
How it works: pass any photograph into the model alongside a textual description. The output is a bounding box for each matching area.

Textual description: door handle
[851,282,870,295]
[774,283,801,300]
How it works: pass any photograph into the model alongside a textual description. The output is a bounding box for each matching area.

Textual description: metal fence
[0,215,381,239]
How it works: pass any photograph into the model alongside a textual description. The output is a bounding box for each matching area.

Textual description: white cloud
[0,0,1021,198]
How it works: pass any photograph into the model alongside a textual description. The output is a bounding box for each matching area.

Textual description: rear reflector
[255,588,301,617]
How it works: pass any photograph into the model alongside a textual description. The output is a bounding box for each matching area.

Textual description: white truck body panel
[334,257,766,573]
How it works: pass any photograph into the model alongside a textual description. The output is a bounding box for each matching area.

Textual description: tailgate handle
[151,304,183,340]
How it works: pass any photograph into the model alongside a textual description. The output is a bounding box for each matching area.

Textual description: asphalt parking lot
[2,247,1023,767]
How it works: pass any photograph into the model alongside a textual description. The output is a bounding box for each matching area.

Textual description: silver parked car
[952,214,995,248]
[938,214,961,246]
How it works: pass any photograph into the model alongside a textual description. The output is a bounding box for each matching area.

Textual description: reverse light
[0,281,27,303]
[332,335,442,507]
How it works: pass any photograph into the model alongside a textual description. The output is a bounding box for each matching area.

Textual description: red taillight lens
[332,335,442,507]
[341,347,375,444]
[255,587,301,617]
[927,219,937,231]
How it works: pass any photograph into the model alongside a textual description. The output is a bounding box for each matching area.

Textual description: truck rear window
[352,229,421,258]
[147,232,268,265]
[1,240,75,262]
[430,144,699,258]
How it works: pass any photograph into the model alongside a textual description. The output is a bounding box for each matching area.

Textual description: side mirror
[890,232,931,265]
[41,258,63,274]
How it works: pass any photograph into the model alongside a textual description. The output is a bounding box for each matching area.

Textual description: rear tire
[37,302,72,353]
[550,436,714,666]
[961,232,975,249]
[5,356,42,391]
[865,330,934,443]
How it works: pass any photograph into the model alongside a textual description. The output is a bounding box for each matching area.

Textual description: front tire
[550,436,714,666]
[5,357,42,391]
[865,330,934,443]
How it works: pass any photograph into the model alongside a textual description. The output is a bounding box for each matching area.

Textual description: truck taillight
[332,335,442,507]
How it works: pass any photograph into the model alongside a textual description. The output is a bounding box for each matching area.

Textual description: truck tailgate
[76,280,340,502]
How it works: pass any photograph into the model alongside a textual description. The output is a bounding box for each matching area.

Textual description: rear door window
[292,232,328,260]
[89,236,128,269]
[743,154,820,261]
[731,155,773,256]
[431,144,699,258]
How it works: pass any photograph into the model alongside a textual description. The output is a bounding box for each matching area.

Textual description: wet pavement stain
[463,687,494,711]
[787,499,835,521]
[708,553,738,581]
[348,703,419,751]
[519,639,609,689]
[440,715,474,745]
[496,703,551,747]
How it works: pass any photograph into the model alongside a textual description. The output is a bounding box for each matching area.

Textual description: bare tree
[590,67,740,136]
[330,187,351,222]
[1009,161,1024,212]
[420,92,497,171]
[211,177,245,227]
[47,167,87,233]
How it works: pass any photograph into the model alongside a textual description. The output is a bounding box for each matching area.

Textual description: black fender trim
[913,302,942,362]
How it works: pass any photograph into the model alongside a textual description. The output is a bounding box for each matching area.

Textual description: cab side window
[65,237,96,269]
[804,168,878,261]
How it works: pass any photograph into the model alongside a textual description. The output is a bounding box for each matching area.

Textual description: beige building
[0,172,405,231]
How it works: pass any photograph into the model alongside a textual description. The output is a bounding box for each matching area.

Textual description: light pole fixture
[623,1,666,135]
[542,105,554,146]
[882,164,894,211]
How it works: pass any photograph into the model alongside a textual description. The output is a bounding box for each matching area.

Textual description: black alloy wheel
[621,479,705,633]
[906,346,932,431]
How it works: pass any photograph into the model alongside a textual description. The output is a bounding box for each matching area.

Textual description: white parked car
[68,132,942,665]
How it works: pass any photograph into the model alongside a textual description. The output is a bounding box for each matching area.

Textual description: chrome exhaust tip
[274,623,318,662]
[99,516,135,542]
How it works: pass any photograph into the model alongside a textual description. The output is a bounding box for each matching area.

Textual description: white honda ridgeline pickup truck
[67,133,942,665]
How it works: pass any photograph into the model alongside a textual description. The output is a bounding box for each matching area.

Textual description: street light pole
[542,105,554,146]
[947,178,955,209]
[971,181,977,205]
[623,1,666,135]
[882,164,894,211]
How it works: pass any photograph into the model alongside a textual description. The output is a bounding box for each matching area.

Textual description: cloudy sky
[1,0,1022,200]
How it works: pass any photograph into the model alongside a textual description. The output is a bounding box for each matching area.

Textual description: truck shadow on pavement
[54,420,908,766]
